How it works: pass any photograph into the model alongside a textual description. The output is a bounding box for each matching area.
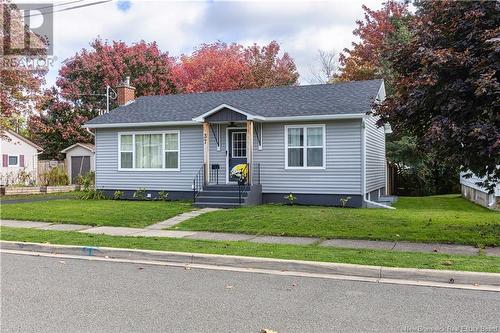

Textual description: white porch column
[203,122,210,184]
[246,120,254,185]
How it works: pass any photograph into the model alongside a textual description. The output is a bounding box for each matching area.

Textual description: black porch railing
[192,163,205,203]
[237,163,261,204]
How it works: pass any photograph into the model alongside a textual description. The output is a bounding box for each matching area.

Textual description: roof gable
[5,130,42,150]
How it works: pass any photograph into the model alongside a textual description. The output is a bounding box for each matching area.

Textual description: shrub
[339,196,352,208]
[133,188,147,200]
[2,169,35,186]
[41,166,68,186]
[77,171,95,191]
[113,190,124,200]
[157,191,169,201]
[283,193,297,205]
[78,189,105,200]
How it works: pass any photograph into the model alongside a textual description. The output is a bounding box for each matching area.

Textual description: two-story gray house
[84,79,388,208]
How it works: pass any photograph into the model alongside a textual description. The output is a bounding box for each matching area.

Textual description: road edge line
[1,240,499,290]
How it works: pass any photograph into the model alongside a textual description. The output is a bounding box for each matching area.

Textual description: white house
[61,143,95,184]
[0,129,42,186]
[460,172,499,210]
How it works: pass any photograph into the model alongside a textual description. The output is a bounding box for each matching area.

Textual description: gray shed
[61,143,95,184]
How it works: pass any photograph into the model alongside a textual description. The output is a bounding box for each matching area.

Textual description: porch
[191,105,263,208]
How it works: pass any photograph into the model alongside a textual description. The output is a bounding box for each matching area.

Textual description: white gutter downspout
[361,116,395,209]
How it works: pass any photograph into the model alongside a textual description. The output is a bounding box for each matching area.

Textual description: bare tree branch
[307,49,339,84]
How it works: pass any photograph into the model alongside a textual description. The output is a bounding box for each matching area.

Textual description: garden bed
[1,185,80,196]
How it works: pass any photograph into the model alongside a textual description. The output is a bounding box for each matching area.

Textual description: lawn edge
[2,240,499,290]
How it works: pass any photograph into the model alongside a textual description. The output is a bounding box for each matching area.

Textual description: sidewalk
[1,219,498,257]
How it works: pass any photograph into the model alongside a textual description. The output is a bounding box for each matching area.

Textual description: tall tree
[174,41,298,93]
[56,38,177,114]
[307,49,338,84]
[28,88,93,160]
[0,2,47,135]
[173,42,250,93]
[338,0,409,83]
[243,41,299,88]
[375,0,500,191]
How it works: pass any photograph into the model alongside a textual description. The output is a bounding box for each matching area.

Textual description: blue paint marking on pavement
[82,247,100,256]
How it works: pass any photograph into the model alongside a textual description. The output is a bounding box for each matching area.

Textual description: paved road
[1,253,499,333]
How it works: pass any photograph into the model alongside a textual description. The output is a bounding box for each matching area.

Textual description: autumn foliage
[374,0,500,191]
[29,88,93,159]
[338,0,409,82]
[173,41,298,93]
[1,3,47,133]
[56,39,177,112]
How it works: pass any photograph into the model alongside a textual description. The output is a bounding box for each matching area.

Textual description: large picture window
[285,125,325,169]
[119,131,180,170]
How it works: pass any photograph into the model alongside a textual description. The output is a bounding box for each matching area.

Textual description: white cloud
[43,0,386,87]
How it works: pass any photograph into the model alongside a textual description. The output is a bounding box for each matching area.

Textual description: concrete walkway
[1,219,497,257]
[145,208,220,230]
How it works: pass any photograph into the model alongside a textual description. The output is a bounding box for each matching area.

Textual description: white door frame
[225,126,247,184]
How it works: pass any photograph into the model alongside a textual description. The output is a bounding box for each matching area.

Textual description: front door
[227,129,247,182]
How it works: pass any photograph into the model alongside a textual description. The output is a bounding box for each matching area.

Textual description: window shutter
[2,154,7,167]
[19,155,25,167]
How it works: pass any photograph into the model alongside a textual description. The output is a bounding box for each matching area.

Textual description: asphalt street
[1,253,499,333]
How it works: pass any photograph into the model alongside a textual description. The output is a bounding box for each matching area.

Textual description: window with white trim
[285,125,325,168]
[119,131,180,170]
[8,155,19,166]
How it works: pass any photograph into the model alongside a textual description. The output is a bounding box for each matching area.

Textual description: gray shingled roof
[86,79,382,125]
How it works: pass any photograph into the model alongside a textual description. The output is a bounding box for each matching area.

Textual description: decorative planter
[42,185,79,193]
[1,186,43,196]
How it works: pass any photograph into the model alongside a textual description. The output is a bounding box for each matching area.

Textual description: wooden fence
[37,160,65,184]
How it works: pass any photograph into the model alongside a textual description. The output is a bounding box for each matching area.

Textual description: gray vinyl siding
[208,124,227,184]
[253,120,362,195]
[95,126,202,191]
[365,115,386,193]
[95,120,364,195]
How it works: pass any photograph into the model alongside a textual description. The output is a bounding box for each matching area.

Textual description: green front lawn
[173,195,500,246]
[2,227,499,273]
[0,199,194,228]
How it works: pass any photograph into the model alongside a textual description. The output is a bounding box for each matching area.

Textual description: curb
[1,241,499,288]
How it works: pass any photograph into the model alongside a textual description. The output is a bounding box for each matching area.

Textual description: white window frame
[8,154,19,167]
[231,131,247,158]
[118,130,180,171]
[284,124,326,170]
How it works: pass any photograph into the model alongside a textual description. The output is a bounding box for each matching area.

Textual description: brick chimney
[116,76,135,106]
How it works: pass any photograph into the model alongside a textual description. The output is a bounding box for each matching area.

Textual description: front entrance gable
[192,104,264,123]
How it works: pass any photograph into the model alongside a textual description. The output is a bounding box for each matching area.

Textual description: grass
[173,195,500,247]
[0,199,194,228]
[1,191,79,201]
[1,226,499,273]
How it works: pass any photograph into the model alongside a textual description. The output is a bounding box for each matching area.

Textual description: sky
[26,0,385,88]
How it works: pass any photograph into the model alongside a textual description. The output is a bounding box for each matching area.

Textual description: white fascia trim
[263,114,365,122]
[84,113,366,128]
[192,103,264,122]
[60,143,95,153]
[83,121,197,129]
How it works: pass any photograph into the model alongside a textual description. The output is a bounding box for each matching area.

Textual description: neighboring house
[0,129,42,186]
[84,78,388,208]
[460,172,499,210]
[61,143,96,184]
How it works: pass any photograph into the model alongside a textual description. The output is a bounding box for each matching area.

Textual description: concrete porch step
[195,196,244,204]
[194,202,242,209]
